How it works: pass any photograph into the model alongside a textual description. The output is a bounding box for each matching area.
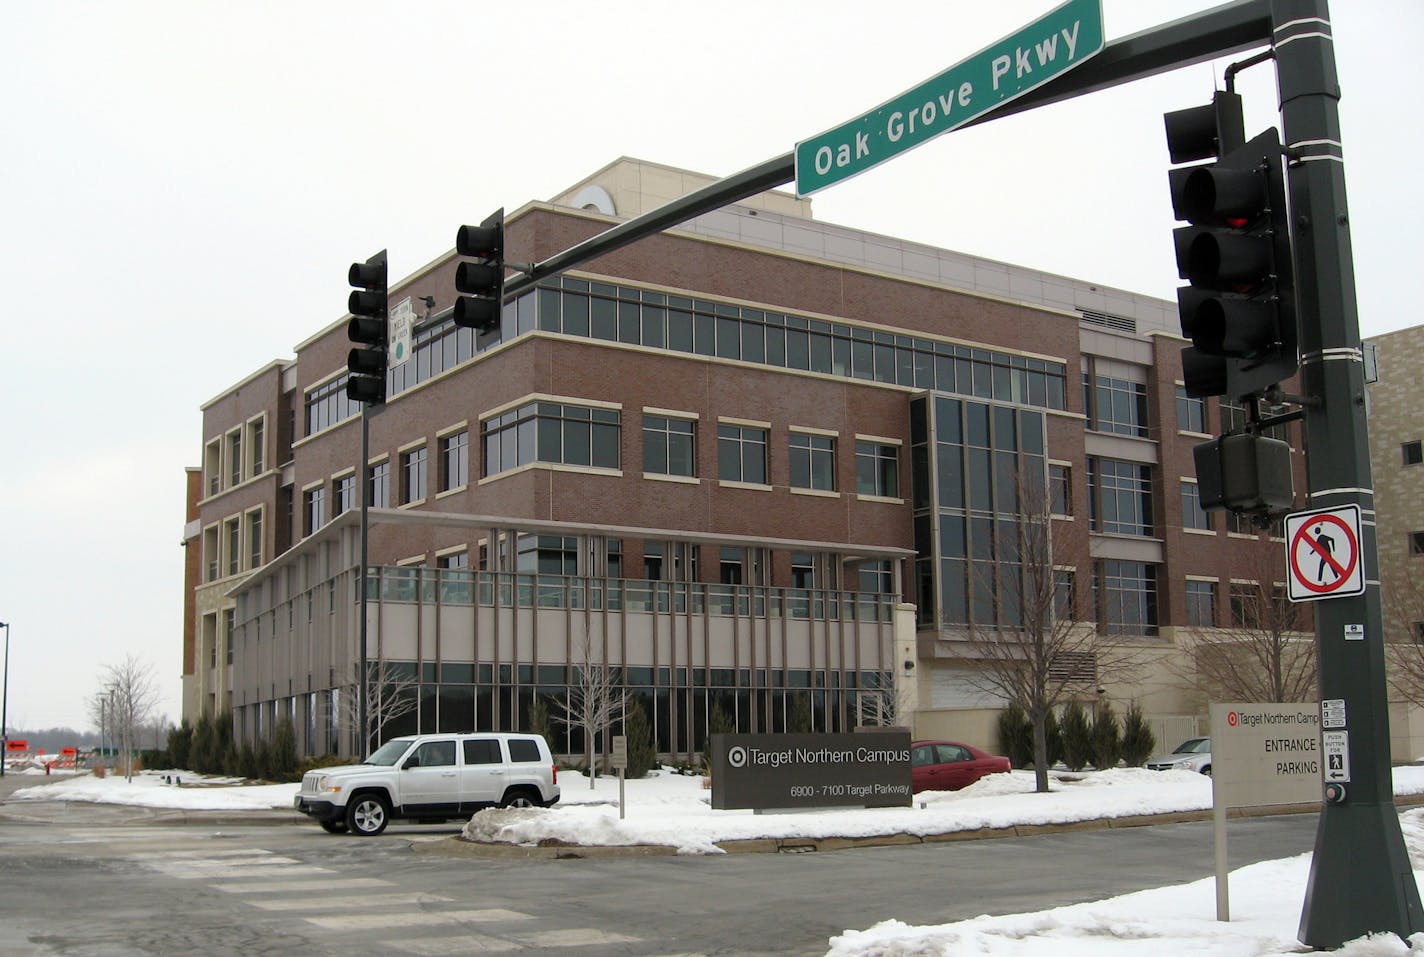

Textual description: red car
[910,740,1012,793]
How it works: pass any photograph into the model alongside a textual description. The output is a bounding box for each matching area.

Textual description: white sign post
[1208,702,1321,921]
[611,735,628,820]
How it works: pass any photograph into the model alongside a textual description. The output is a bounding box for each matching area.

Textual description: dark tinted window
[507,739,542,763]
[463,739,501,765]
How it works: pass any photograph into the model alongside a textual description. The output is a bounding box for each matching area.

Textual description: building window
[1186,580,1216,627]
[1226,510,1254,535]
[1181,481,1212,531]
[401,447,428,504]
[334,474,356,516]
[437,551,469,570]
[228,430,243,486]
[368,460,390,509]
[483,402,620,477]
[1230,582,1262,629]
[1095,560,1159,636]
[718,424,768,484]
[1176,386,1207,434]
[643,415,696,477]
[1411,531,1424,556]
[857,560,892,594]
[1405,440,1423,467]
[789,432,835,491]
[1085,370,1148,437]
[246,510,262,570]
[225,518,241,577]
[719,547,744,585]
[1054,569,1076,621]
[303,487,326,536]
[1049,464,1072,516]
[205,440,221,496]
[1220,397,1249,435]
[440,431,468,492]
[248,419,265,475]
[516,534,577,575]
[855,441,899,497]
[222,608,234,665]
[304,375,359,438]
[1088,458,1153,536]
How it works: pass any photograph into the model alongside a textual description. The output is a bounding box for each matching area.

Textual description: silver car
[1146,736,1212,775]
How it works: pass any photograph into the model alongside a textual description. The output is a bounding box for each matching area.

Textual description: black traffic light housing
[1166,94,1297,401]
[453,209,504,336]
[1193,432,1294,514]
[346,249,388,405]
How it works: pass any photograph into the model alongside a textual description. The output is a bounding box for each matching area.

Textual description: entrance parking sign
[1285,505,1364,602]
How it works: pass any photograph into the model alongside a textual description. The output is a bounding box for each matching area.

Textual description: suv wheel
[346,793,391,835]
[500,788,540,809]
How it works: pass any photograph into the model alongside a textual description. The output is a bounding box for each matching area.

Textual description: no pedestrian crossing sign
[1285,504,1365,602]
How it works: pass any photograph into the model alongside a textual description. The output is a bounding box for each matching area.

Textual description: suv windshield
[363,739,414,766]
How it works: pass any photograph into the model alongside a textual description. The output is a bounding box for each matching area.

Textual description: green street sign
[794,0,1104,196]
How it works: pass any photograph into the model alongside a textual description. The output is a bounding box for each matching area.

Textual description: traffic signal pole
[1275,0,1424,945]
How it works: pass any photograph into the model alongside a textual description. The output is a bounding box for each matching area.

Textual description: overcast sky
[2,1,1418,733]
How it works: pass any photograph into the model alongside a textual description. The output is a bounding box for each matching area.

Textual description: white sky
[13,766,1424,955]
[1,2,1419,730]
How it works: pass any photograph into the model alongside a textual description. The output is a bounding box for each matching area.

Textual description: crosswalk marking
[146,861,334,879]
[515,929,643,947]
[248,893,452,911]
[210,877,395,894]
[389,937,521,955]
[130,848,278,860]
[304,909,532,931]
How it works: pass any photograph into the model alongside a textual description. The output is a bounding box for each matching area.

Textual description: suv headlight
[317,775,341,794]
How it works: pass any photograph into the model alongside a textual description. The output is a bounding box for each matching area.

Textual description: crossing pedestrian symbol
[1285,505,1364,602]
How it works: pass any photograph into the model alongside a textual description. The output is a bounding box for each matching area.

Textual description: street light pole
[1,621,9,778]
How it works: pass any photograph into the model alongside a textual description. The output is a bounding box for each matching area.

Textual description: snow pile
[9,769,298,810]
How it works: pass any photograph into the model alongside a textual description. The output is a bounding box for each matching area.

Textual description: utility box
[1194,433,1294,512]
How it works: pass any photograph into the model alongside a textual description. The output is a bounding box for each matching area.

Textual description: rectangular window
[368,461,390,509]
[226,518,241,577]
[1175,386,1207,434]
[205,440,221,496]
[482,402,619,476]
[1088,458,1153,536]
[1180,481,1212,531]
[222,608,234,665]
[1220,398,1249,435]
[718,424,768,484]
[228,430,243,486]
[303,486,326,536]
[1405,440,1423,467]
[1186,580,1215,627]
[643,415,696,477]
[1226,510,1254,535]
[440,431,468,492]
[1054,569,1076,621]
[1095,560,1159,636]
[1230,582,1262,629]
[246,510,262,570]
[1049,464,1072,516]
[248,419,265,475]
[402,446,428,504]
[855,441,899,497]
[516,534,578,574]
[334,474,356,516]
[789,432,836,491]
[1089,374,1148,437]
[1411,531,1424,556]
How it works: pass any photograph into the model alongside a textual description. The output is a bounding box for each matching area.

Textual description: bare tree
[553,630,627,788]
[343,661,420,754]
[1182,542,1316,704]
[1383,563,1424,706]
[858,671,911,729]
[97,655,159,782]
[958,467,1134,793]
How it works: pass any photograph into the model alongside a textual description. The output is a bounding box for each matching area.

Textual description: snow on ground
[10,766,1424,955]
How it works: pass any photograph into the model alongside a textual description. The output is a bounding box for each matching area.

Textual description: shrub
[1060,700,1093,771]
[1044,707,1064,767]
[166,721,193,770]
[787,694,813,734]
[998,703,1033,769]
[269,719,298,780]
[1120,702,1156,767]
[1091,699,1122,770]
[623,699,658,778]
[701,701,734,773]
[528,695,553,746]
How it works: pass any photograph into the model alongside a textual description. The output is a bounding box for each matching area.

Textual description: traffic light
[1165,94,1297,400]
[453,208,504,335]
[346,250,388,405]
[1193,432,1294,513]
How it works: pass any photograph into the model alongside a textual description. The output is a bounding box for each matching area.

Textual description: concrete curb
[418,791,1424,861]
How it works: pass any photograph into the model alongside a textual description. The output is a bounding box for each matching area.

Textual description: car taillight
[551,764,558,785]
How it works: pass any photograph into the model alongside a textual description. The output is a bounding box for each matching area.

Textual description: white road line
[209,877,395,894]
[147,862,334,879]
[513,929,643,947]
[247,893,453,912]
[129,848,275,859]
[304,909,531,931]
[387,936,521,955]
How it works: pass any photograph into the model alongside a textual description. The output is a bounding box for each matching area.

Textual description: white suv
[295,732,560,836]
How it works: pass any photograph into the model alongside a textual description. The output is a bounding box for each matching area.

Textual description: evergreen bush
[1120,702,1156,767]
[1044,707,1064,767]
[1060,700,1093,771]
[623,699,658,778]
[702,701,734,773]
[787,694,813,734]
[1091,699,1122,770]
[997,703,1033,769]
[166,721,193,771]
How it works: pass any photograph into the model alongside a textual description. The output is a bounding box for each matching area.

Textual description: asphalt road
[0,783,1319,957]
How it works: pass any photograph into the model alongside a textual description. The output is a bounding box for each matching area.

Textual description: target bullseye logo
[728,746,748,768]
[1227,711,1239,727]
